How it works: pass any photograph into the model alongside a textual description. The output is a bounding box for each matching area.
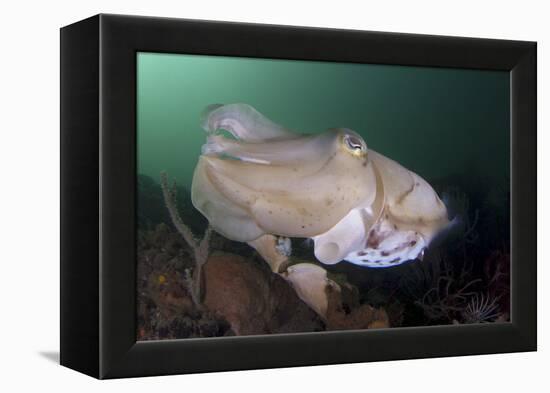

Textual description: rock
[203,253,323,335]
[203,253,272,335]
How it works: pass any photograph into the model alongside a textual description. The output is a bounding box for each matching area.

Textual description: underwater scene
[136,52,510,340]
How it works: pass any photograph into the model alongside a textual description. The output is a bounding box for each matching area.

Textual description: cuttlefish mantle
[191,103,449,270]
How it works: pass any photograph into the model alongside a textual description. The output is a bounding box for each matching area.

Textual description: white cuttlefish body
[191,103,450,270]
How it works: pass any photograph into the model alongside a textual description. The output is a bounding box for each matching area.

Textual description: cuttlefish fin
[201,103,297,142]
[248,234,291,273]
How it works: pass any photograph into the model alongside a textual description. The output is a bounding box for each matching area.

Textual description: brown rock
[203,253,271,335]
[203,253,323,335]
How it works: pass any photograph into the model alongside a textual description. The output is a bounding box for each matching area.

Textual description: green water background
[137,52,509,189]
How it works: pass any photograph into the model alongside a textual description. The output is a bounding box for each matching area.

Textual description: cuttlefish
[191,103,450,273]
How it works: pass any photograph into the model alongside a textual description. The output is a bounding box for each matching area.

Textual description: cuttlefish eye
[342,133,367,157]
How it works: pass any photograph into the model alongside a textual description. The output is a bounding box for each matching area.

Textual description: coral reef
[137,223,391,338]
[137,224,232,340]
[136,170,511,339]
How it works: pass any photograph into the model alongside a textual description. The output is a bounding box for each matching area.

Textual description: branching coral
[413,252,481,322]
[160,172,212,306]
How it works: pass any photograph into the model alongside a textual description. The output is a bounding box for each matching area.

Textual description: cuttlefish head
[192,103,449,268]
[192,103,377,239]
[314,150,451,267]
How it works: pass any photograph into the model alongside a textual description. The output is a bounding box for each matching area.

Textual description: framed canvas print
[60,14,536,379]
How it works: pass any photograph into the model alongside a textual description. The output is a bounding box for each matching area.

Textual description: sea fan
[462,293,500,324]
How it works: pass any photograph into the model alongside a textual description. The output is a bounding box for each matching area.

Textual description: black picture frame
[60,14,536,379]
